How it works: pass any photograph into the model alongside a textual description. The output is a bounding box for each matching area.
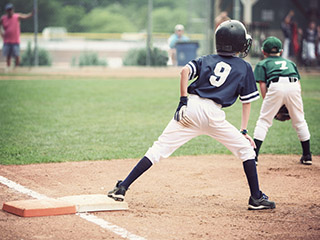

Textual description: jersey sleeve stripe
[186,64,193,79]
[239,91,260,103]
[240,90,260,99]
[187,62,196,80]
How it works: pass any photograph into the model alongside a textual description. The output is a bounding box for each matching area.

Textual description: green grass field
[0,75,319,165]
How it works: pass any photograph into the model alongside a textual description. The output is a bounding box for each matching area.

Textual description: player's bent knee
[239,149,256,162]
[144,153,160,164]
[145,145,171,164]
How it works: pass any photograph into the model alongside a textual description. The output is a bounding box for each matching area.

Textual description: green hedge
[20,42,52,66]
[72,52,107,67]
[123,47,168,66]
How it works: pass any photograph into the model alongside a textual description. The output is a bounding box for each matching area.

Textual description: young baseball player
[253,36,312,165]
[108,20,275,210]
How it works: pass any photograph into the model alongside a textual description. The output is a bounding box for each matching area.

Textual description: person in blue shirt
[108,20,275,210]
[168,24,189,66]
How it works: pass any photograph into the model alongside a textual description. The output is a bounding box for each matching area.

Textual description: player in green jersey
[253,36,312,165]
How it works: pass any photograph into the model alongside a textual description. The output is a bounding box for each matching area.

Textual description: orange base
[2,198,76,217]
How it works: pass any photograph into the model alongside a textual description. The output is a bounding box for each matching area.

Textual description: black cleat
[108,180,127,202]
[248,192,275,210]
[300,154,312,165]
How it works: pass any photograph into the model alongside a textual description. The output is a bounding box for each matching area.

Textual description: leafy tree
[57,0,125,13]
[79,7,137,33]
[153,7,188,33]
[152,0,187,9]
[122,4,148,32]
[60,5,86,32]
[1,0,205,34]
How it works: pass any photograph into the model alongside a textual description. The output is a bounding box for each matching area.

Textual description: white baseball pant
[254,77,310,142]
[145,94,256,163]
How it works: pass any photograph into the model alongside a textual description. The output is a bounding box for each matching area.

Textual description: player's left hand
[244,134,256,148]
[174,97,192,127]
[174,96,188,121]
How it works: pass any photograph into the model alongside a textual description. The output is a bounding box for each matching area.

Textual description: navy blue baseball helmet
[215,20,252,58]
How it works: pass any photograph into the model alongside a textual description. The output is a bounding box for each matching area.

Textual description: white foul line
[0,175,146,240]
[78,213,146,240]
[0,176,48,200]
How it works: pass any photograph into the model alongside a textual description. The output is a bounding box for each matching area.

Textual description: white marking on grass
[0,175,146,240]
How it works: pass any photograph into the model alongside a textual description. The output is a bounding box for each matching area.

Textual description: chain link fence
[0,0,273,68]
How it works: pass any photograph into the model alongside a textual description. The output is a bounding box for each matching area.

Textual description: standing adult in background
[168,24,189,66]
[281,10,294,59]
[0,3,33,67]
[215,11,230,28]
[317,25,320,66]
[302,21,317,68]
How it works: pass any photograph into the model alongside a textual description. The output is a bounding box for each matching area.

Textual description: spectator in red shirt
[0,3,33,67]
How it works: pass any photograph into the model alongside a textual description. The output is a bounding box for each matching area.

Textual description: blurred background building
[0,0,319,68]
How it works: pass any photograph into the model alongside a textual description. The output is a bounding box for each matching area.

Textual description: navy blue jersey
[187,55,259,108]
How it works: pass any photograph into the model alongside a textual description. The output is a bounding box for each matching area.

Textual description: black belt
[267,77,298,88]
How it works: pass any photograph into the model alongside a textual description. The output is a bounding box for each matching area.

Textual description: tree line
[2,0,207,34]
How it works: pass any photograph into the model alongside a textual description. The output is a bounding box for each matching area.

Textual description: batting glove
[174,96,188,122]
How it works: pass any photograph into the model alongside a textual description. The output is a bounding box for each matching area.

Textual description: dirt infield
[0,154,319,240]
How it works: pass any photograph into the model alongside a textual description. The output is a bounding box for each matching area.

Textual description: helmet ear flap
[239,34,252,58]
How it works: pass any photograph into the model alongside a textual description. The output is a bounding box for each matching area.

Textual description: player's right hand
[174,96,188,122]
[244,134,256,148]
